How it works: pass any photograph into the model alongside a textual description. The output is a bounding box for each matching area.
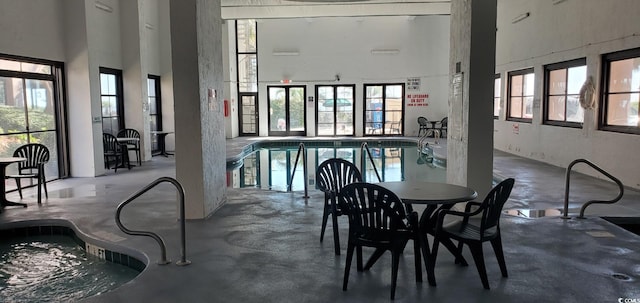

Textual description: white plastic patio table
[0,157,28,212]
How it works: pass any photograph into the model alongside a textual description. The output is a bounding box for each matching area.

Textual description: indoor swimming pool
[0,227,141,302]
[226,143,446,191]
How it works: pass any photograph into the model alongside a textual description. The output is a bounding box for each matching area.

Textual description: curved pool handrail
[360,142,382,182]
[561,159,624,219]
[288,143,309,198]
[115,176,191,266]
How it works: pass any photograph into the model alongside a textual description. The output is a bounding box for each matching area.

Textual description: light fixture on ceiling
[552,0,568,4]
[273,50,300,56]
[371,49,400,55]
[95,1,113,13]
[511,12,530,24]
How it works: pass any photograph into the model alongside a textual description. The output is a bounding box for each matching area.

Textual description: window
[100,68,124,135]
[494,74,501,119]
[364,84,404,136]
[316,85,355,136]
[507,68,534,122]
[601,48,640,134]
[544,59,586,127]
[0,54,68,188]
[148,75,162,152]
[236,19,258,136]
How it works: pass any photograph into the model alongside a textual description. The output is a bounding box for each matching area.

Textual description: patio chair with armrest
[338,182,422,300]
[117,128,141,166]
[431,178,515,289]
[417,116,435,137]
[316,158,362,255]
[103,133,131,172]
[5,143,50,204]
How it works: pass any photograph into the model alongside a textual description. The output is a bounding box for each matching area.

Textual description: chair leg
[137,149,141,166]
[37,175,42,205]
[429,235,441,286]
[320,200,330,242]
[390,249,401,300]
[490,236,508,277]
[468,242,490,289]
[43,175,48,199]
[364,248,386,270]
[413,237,423,282]
[356,245,363,272]
[330,197,341,255]
[331,213,341,255]
[343,242,355,291]
[15,178,23,199]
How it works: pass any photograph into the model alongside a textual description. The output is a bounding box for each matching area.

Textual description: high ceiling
[220,0,451,19]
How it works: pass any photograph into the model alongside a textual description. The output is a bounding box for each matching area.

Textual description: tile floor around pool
[1,137,639,303]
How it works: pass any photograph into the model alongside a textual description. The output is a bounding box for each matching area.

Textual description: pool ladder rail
[288,143,309,198]
[360,142,382,182]
[115,177,191,266]
[562,159,624,219]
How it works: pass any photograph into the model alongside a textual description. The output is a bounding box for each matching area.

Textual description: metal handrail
[561,159,624,219]
[288,143,309,198]
[360,142,382,182]
[115,177,191,266]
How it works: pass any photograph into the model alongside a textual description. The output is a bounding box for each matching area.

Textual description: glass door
[239,93,258,136]
[268,86,306,136]
[364,84,404,136]
[316,85,355,136]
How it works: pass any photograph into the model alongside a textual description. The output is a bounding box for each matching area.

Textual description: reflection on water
[227,147,445,191]
[504,208,566,218]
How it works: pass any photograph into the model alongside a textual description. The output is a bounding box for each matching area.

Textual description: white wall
[254,15,451,136]
[495,0,640,189]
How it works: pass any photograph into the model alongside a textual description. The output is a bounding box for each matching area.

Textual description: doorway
[268,86,306,136]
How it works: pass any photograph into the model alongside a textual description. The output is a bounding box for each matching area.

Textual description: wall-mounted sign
[407,93,429,107]
[406,77,421,91]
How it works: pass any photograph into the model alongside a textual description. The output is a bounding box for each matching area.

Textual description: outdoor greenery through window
[544,58,586,126]
[601,48,640,134]
[0,55,64,187]
[507,68,534,122]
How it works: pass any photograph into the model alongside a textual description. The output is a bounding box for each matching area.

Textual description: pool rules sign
[406,77,428,107]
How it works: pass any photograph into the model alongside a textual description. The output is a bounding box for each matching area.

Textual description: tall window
[148,75,162,152]
[236,19,259,136]
[316,85,355,136]
[100,68,124,135]
[601,48,640,134]
[364,84,404,136]
[494,74,501,119]
[0,55,68,187]
[507,68,534,122]
[544,59,586,126]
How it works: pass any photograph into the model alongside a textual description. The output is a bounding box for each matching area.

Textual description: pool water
[0,235,139,302]
[227,146,445,191]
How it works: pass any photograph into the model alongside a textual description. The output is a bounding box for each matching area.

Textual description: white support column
[170,0,226,219]
[448,0,497,198]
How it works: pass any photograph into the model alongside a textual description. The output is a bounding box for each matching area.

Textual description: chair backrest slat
[339,182,409,233]
[316,158,362,195]
[479,178,515,239]
[13,143,50,172]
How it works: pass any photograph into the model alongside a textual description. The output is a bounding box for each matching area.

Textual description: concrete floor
[1,138,640,302]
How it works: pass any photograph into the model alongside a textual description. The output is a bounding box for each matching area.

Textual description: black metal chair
[6,143,50,204]
[431,178,515,289]
[103,133,130,172]
[316,158,362,255]
[438,117,448,137]
[117,128,141,166]
[338,182,422,300]
[417,116,435,137]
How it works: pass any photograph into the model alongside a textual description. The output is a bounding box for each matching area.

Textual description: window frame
[600,47,640,135]
[543,58,586,128]
[363,83,405,136]
[494,73,501,119]
[315,84,356,136]
[148,74,162,153]
[99,67,124,135]
[506,68,535,123]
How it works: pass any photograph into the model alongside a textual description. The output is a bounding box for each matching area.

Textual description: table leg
[0,165,28,211]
